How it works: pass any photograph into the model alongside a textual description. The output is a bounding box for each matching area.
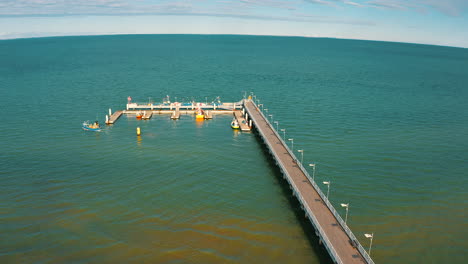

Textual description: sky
[0,0,467,48]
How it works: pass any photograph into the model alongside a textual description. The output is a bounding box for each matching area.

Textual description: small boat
[195,109,205,120]
[231,119,240,129]
[136,111,143,120]
[83,121,101,132]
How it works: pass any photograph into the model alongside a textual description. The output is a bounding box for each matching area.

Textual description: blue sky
[0,0,467,47]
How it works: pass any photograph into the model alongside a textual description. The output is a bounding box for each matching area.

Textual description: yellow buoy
[136,127,141,136]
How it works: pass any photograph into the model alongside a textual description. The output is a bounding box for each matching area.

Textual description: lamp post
[268,114,273,123]
[288,138,294,152]
[297,149,304,164]
[309,163,316,180]
[364,233,374,257]
[273,121,279,131]
[323,181,330,199]
[258,104,263,112]
[340,203,349,224]
[264,108,268,115]
[280,128,286,140]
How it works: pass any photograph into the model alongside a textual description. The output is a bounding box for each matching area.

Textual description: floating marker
[136,127,141,136]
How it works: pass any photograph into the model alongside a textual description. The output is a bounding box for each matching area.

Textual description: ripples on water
[1,35,467,263]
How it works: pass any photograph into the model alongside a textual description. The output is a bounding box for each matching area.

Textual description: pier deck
[233,110,251,131]
[244,100,373,264]
[171,109,181,119]
[106,110,123,124]
[142,111,153,120]
[205,110,213,119]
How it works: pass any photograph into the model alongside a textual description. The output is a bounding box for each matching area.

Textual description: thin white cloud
[0,0,466,18]
[304,0,336,7]
[418,0,468,16]
[239,0,297,10]
[343,1,365,7]
[365,0,468,16]
[366,0,407,10]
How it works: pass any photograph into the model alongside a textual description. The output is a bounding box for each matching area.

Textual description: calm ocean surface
[0,35,467,263]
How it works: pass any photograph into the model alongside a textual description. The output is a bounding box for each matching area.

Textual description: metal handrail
[244,100,343,264]
[245,99,375,264]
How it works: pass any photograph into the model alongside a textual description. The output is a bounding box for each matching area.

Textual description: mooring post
[249,119,252,127]
[105,115,109,124]
[109,108,112,116]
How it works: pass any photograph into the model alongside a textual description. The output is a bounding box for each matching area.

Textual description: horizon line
[1,32,466,50]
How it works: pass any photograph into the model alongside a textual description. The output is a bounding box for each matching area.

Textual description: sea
[0,35,467,263]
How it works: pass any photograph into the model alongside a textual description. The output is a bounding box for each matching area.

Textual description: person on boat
[92,121,99,128]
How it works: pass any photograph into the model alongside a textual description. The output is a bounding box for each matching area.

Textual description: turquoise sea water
[1,35,467,263]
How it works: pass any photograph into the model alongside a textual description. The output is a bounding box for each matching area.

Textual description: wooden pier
[102,97,375,263]
[243,99,374,264]
[142,111,153,120]
[171,109,181,119]
[233,110,251,131]
[106,110,123,124]
[204,110,213,119]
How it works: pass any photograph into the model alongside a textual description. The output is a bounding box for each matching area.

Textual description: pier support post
[242,108,245,115]
[106,115,109,124]
[109,108,112,116]
[249,120,252,128]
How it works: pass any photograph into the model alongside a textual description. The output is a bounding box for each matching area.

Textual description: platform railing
[245,99,375,264]
[244,100,343,264]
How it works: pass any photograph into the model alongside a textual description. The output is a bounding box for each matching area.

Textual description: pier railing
[245,100,343,264]
[246,99,374,264]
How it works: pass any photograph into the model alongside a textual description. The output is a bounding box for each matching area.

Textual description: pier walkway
[244,100,374,264]
[233,110,251,131]
[106,110,123,124]
[142,111,153,120]
[171,109,180,119]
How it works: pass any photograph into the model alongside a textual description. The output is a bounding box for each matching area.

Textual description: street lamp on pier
[280,128,286,140]
[288,138,294,152]
[340,203,349,224]
[297,149,304,164]
[364,233,374,257]
[268,114,273,123]
[323,181,331,199]
[309,163,316,180]
[273,121,279,131]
